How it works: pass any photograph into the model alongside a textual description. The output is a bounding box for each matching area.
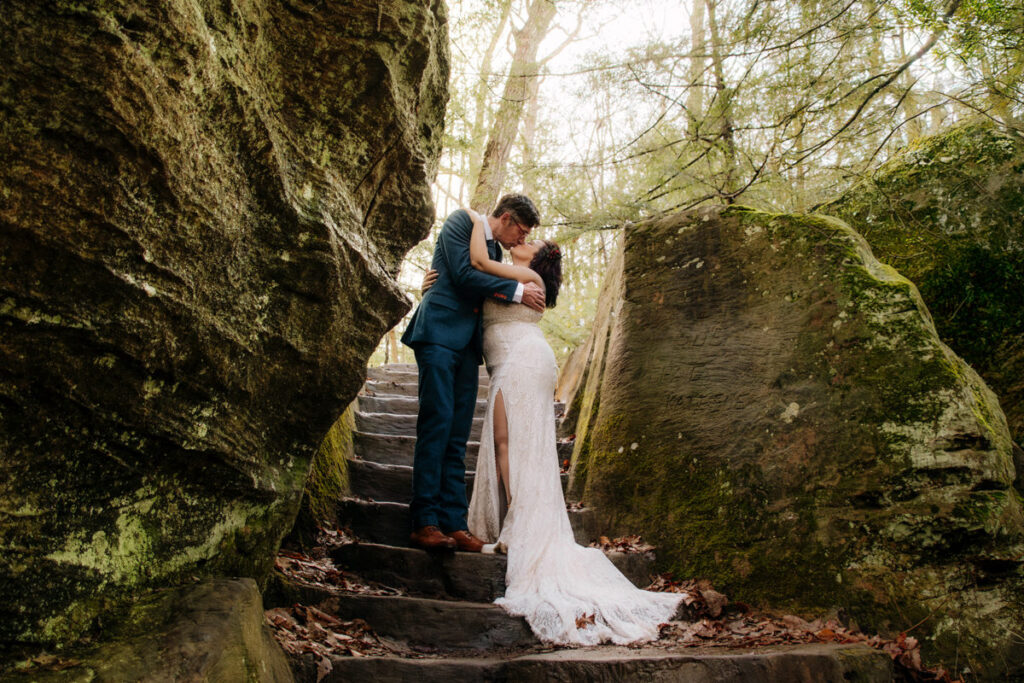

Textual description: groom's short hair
[492,194,540,229]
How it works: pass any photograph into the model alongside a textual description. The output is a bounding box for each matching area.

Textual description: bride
[455,208,683,646]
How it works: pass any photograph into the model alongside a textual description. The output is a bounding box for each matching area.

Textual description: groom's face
[493,211,533,249]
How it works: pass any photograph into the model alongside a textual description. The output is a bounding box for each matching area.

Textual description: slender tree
[471,0,559,211]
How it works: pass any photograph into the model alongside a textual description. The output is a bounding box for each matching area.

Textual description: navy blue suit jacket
[401,210,520,362]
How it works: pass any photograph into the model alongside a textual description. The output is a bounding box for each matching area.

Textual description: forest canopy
[375,0,1024,364]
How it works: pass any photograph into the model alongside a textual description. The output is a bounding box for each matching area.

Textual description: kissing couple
[400,194,682,645]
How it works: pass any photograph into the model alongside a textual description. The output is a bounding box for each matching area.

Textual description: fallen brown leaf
[575,613,596,629]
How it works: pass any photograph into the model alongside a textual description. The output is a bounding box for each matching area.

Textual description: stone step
[337,499,602,547]
[353,432,481,468]
[347,460,569,506]
[358,394,487,418]
[355,411,485,440]
[348,460,472,504]
[367,365,489,383]
[270,584,535,650]
[331,543,654,603]
[353,432,572,469]
[367,368,420,384]
[356,394,565,419]
[320,644,893,682]
[372,363,419,373]
[364,379,489,400]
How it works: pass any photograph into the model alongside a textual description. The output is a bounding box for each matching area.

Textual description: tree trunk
[470,0,558,212]
[705,0,738,201]
[898,29,924,142]
[686,0,706,138]
[387,329,400,364]
[468,0,513,187]
[520,73,543,197]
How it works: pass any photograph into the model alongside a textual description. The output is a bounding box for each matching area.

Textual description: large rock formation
[567,206,1024,677]
[820,122,1024,453]
[17,579,293,681]
[0,0,446,654]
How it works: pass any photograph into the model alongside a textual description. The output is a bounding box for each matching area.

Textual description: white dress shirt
[483,217,524,303]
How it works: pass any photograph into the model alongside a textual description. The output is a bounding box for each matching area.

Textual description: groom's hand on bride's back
[522,282,545,312]
[421,268,438,295]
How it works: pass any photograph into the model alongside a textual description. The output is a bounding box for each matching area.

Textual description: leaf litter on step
[646,573,964,682]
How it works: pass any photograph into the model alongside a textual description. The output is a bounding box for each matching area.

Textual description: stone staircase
[270,363,895,681]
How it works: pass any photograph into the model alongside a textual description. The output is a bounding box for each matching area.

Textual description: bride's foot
[482,541,508,555]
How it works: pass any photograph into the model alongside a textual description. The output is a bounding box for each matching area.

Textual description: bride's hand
[421,268,438,295]
[464,207,482,221]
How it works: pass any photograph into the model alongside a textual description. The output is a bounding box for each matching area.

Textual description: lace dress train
[467,300,682,645]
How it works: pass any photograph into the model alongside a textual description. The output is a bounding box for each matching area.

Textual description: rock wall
[569,206,1024,677]
[820,122,1024,454]
[0,0,446,651]
[18,579,294,681]
[289,405,356,549]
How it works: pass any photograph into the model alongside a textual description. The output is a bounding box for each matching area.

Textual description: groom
[401,194,545,551]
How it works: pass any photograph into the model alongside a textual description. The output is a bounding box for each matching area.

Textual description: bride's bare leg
[493,389,511,504]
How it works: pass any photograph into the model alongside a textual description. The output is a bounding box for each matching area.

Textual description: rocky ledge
[0,0,447,655]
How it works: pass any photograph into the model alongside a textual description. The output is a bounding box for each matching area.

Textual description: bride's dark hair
[528,240,562,308]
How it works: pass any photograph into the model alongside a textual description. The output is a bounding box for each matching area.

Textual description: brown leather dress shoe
[410,525,457,550]
[447,529,484,553]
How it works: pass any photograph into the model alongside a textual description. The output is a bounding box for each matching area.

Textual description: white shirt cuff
[513,283,524,303]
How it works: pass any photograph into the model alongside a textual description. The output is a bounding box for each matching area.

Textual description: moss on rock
[304,405,355,527]
[0,0,446,656]
[4,579,293,682]
[285,403,355,549]
[570,205,1024,678]
[820,122,1024,454]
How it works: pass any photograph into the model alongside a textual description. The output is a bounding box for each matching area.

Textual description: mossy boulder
[0,0,446,655]
[570,205,1024,678]
[5,579,292,681]
[820,122,1024,456]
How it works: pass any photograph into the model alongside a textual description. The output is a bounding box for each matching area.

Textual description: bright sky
[432,0,696,221]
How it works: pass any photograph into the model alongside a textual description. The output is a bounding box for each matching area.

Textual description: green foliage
[919,244,1024,367]
[822,121,1024,453]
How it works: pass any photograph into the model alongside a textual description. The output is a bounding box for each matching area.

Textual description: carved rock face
[822,122,1024,456]
[568,206,1024,677]
[0,0,446,646]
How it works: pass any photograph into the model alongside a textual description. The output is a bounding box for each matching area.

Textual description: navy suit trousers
[411,342,479,531]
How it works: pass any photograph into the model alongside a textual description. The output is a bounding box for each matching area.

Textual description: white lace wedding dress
[467,299,683,645]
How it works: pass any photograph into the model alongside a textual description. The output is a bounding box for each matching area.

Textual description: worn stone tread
[367,365,489,383]
[364,379,489,400]
[371,363,419,373]
[321,644,893,682]
[353,432,571,468]
[264,575,533,652]
[352,432,480,467]
[323,593,535,650]
[331,542,654,602]
[356,394,564,419]
[356,411,485,440]
[337,498,601,546]
[348,460,470,504]
[347,460,568,506]
[358,394,489,418]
